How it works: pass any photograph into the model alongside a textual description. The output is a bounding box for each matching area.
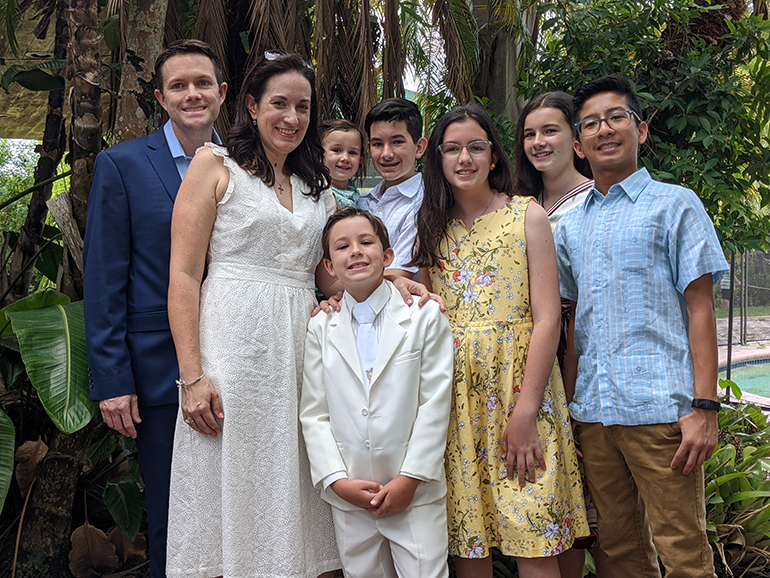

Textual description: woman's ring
[184,418,195,425]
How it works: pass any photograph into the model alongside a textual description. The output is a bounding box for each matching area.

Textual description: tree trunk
[113,0,169,144]
[15,424,95,577]
[6,0,69,305]
[65,0,102,296]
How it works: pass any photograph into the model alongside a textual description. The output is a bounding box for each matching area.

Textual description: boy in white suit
[301,207,453,578]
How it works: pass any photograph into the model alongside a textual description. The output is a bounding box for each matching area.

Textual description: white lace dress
[166,144,339,578]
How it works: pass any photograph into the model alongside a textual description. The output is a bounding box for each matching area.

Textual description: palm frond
[314,0,335,118]
[353,0,378,125]
[1,0,22,58]
[31,0,57,39]
[195,0,229,82]
[382,0,404,98]
[433,0,476,104]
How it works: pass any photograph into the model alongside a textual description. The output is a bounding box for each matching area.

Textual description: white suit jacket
[300,280,453,511]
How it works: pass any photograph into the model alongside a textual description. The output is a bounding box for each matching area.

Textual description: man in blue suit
[84,39,227,577]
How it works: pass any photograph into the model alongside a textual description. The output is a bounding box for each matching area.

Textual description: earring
[251,119,257,126]
[490,163,496,170]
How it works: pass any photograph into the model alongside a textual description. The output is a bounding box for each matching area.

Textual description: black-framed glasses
[438,140,493,158]
[574,110,641,136]
[263,50,314,71]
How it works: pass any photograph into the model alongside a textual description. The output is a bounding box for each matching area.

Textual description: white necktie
[352,302,377,391]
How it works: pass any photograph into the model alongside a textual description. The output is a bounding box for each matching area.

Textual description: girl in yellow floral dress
[412,104,589,578]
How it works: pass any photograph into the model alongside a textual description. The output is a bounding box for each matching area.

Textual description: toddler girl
[320,119,364,208]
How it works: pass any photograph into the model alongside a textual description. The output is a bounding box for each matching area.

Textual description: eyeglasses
[263,50,314,71]
[574,110,641,136]
[438,140,493,158]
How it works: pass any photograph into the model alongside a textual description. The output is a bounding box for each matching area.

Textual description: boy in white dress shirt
[300,207,453,578]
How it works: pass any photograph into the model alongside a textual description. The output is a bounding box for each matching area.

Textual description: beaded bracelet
[175,372,205,390]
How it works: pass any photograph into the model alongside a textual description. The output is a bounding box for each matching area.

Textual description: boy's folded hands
[331,475,421,516]
[369,475,422,516]
[331,478,382,511]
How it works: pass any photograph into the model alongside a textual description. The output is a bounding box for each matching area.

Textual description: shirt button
[602,206,608,211]
[361,409,368,417]
[364,440,370,448]
[594,241,600,247]
[594,281,600,287]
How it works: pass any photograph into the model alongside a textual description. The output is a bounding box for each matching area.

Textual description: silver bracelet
[175,372,205,390]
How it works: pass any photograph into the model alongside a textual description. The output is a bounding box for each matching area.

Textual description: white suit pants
[331,499,449,578]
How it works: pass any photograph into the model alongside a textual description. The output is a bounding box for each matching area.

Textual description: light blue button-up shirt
[554,168,728,426]
[163,120,222,180]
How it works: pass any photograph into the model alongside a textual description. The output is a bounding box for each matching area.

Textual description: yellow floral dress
[429,197,589,559]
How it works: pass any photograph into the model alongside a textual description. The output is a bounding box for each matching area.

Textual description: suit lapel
[328,303,366,386]
[146,130,182,202]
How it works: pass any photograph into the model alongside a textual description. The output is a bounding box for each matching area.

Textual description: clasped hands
[331,475,421,516]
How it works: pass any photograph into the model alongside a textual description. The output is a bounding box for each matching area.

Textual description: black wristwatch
[692,398,720,411]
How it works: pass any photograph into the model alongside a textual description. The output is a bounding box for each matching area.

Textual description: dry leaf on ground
[108,526,147,564]
[69,520,120,577]
[15,438,48,496]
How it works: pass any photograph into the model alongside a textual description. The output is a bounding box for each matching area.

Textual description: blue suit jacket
[84,129,181,406]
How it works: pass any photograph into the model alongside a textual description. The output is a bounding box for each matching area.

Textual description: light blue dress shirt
[554,168,728,426]
[163,120,222,180]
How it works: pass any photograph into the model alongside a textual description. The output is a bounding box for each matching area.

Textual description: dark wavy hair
[572,74,643,138]
[412,104,515,269]
[513,92,592,197]
[226,51,329,199]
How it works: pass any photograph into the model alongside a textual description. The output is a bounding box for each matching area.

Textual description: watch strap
[692,398,720,411]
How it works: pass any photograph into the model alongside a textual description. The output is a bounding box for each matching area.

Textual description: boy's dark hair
[412,103,515,269]
[514,92,592,197]
[226,51,329,200]
[364,98,423,143]
[572,74,643,134]
[322,207,391,260]
[154,39,224,91]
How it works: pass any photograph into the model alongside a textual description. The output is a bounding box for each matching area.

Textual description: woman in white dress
[165,51,341,578]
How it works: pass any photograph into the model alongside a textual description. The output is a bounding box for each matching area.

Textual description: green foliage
[103,478,145,542]
[705,402,770,575]
[520,0,770,252]
[0,60,67,94]
[8,298,95,434]
[0,139,36,232]
[0,408,14,512]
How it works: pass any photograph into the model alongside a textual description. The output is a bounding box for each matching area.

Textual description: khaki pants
[575,421,716,578]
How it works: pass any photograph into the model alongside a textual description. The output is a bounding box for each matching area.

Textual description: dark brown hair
[226,51,329,199]
[513,92,592,197]
[154,39,224,91]
[322,207,391,260]
[365,98,423,143]
[572,74,643,137]
[412,104,515,269]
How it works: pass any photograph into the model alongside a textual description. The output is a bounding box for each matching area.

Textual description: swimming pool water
[719,360,770,398]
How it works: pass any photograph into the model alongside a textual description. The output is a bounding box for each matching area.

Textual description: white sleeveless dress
[166,144,339,578]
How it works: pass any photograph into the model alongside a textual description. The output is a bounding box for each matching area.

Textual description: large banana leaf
[9,300,95,433]
[0,409,13,511]
[0,289,71,340]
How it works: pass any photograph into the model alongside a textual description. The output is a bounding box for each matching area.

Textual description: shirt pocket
[614,228,655,271]
[616,354,663,406]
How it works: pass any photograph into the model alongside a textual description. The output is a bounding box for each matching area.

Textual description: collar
[587,167,650,205]
[163,120,222,160]
[343,279,391,317]
[365,173,423,200]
